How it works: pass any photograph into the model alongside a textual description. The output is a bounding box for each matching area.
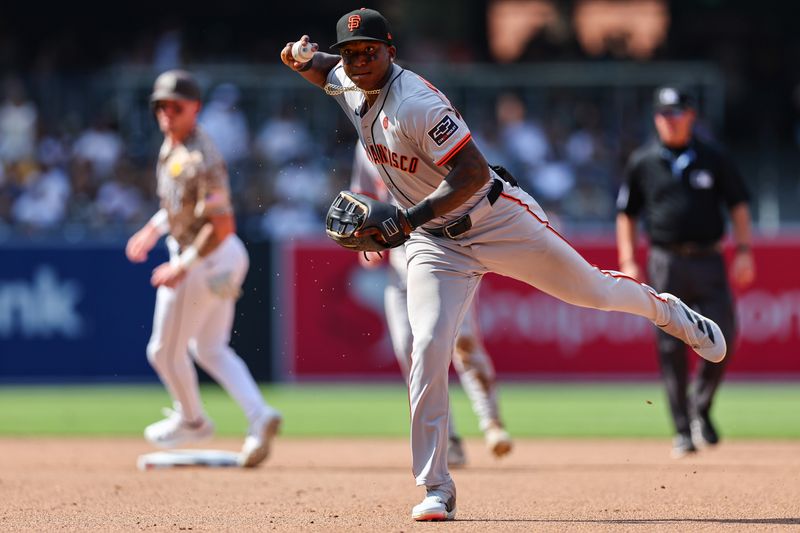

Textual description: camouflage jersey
[156,126,233,250]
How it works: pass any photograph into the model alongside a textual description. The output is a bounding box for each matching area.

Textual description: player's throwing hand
[280,35,319,71]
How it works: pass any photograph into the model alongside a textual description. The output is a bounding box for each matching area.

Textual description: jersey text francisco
[364,143,419,173]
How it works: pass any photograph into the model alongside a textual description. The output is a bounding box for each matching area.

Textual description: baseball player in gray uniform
[126,70,282,468]
[281,9,726,521]
[351,144,513,466]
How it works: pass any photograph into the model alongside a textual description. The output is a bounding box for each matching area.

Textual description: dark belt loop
[487,178,503,205]
[489,164,519,188]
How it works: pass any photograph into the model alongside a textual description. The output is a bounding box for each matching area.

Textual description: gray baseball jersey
[328,62,704,493]
[330,63,494,227]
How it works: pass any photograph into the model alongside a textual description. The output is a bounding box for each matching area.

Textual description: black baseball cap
[150,70,202,103]
[330,8,392,50]
[653,85,695,112]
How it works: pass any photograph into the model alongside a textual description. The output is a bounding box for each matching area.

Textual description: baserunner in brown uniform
[126,69,281,467]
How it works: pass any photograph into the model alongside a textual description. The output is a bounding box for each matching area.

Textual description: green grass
[0,382,797,438]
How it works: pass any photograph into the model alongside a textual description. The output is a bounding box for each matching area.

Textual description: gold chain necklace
[324,83,381,96]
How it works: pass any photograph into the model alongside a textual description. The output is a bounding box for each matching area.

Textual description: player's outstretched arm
[405,141,491,229]
[280,35,341,89]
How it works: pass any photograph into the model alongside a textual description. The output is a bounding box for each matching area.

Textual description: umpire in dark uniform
[616,85,756,458]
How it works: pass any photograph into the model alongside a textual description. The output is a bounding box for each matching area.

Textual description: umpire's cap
[653,85,696,112]
[150,70,202,103]
[331,8,392,50]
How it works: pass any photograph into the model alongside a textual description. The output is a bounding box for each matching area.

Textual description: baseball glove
[325,191,410,252]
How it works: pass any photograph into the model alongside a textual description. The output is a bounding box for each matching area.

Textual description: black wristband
[404,200,435,230]
[297,55,314,72]
[736,243,751,254]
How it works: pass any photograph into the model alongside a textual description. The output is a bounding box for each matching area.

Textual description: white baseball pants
[146,234,269,425]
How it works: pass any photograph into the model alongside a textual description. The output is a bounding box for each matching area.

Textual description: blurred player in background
[616,85,755,458]
[125,69,282,467]
[351,144,513,467]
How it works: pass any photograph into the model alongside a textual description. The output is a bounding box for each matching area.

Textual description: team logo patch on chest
[383,116,389,129]
[427,115,459,146]
[169,161,183,178]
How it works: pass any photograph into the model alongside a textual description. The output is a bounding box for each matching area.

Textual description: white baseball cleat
[655,293,726,363]
[411,488,457,521]
[485,426,513,458]
[447,436,467,468]
[144,407,215,449]
[238,409,282,468]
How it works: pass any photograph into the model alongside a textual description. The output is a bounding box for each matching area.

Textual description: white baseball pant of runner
[385,246,501,435]
[406,181,670,489]
[146,234,267,425]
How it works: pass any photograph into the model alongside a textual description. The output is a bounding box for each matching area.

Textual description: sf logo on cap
[348,15,361,31]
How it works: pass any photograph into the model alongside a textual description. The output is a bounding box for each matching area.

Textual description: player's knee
[455,336,475,358]
[191,344,225,367]
[146,341,166,370]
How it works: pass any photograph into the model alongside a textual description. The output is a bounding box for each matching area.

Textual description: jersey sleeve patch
[427,115,459,146]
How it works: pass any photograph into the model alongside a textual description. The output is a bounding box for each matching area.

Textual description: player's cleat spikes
[412,489,457,521]
[655,293,726,363]
[485,426,513,458]
[238,409,282,467]
[144,407,214,449]
[447,436,467,468]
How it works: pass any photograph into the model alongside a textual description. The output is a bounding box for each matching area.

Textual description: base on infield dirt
[137,449,241,470]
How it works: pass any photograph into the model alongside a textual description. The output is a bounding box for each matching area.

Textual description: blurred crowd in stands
[4,2,800,241]
[0,69,648,242]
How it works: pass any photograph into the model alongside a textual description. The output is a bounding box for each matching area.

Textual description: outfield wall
[0,242,273,381]
[279,236,800,380]
[1,237,797,381]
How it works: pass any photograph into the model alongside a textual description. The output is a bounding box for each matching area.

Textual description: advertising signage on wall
[282,237,800,380]
[0,247,162,379]
[0,242,273,381]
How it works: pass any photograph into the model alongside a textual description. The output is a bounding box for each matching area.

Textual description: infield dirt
[0,437,798,531]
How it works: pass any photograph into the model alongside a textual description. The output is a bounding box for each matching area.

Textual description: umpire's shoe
[671,432,697,459]
[412,484,457,521]
[690,413,720,448]
[655,293,726,363]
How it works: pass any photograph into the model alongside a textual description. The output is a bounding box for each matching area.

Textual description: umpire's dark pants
[647,245,737,435]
